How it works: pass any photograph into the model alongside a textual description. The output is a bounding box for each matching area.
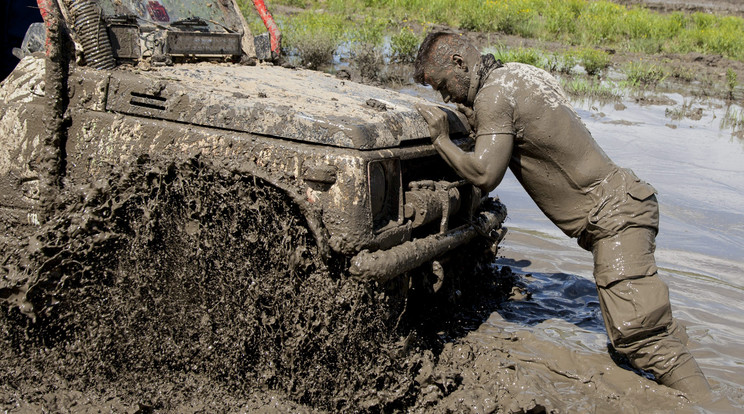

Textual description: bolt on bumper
[349,200,507,282]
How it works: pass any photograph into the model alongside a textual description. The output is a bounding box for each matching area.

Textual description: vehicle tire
[93,158,324,382]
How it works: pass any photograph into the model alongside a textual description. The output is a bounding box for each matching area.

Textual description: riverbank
[249,0,744,110]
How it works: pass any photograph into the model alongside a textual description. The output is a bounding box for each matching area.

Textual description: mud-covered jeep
[0,0,506,295]
[0,2,508,405]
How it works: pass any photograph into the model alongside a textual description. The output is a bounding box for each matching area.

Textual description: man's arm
[416,104,512,193]
[435,132,512,193]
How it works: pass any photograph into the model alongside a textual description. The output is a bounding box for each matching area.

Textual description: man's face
[424,56,470,105]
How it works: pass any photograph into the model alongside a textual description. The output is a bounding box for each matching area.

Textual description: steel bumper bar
[349,202,507,282]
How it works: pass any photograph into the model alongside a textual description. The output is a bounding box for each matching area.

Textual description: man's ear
[452,54,468,72]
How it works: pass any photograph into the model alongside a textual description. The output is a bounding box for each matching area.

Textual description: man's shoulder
[486,62,554,83]
[479,62,535,92]
[480,62,571,111]
[475,63,528,107]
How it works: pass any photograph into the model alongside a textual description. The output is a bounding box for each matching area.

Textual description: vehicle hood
[105,63,470,149]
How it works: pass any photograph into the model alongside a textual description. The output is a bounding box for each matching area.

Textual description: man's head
[413,32,481,105]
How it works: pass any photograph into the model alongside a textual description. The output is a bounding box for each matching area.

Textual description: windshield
[98,0,243,33]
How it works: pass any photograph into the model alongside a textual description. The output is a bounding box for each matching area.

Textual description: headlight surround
[369,162,387,218]
[367,159,402,230]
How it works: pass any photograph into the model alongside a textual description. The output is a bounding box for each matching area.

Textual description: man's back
[474,62,619,237]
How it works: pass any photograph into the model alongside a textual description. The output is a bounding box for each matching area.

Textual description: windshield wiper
[170,17,209,30]
[170,16,235,33]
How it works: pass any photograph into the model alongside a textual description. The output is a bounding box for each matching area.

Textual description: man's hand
[456,103,476,128]
[415,103,450,144]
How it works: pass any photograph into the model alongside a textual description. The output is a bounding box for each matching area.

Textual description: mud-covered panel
[68,69,110,112]
[64,110,381,252]
[104,64,470,149]
[0,56,46,104]
[0,56,46,216]
[0,105,44,204]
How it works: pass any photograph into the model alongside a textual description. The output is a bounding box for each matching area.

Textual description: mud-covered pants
[578,169,708,392]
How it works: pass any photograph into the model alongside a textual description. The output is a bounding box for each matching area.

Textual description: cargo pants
[578,168,709,393]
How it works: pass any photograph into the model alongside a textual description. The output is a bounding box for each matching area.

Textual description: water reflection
[495,257,603,332]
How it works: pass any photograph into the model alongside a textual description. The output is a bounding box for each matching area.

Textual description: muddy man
[413,32,710,398]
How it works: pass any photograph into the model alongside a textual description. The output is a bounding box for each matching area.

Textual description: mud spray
[0,155,516,412]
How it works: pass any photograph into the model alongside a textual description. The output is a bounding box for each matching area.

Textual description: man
[413,32,710,398]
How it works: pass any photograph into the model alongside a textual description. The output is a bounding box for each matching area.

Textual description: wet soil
[0,155,518,412]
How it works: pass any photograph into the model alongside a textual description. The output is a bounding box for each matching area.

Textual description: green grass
[390,26,421,63]
[726,68,738,99]
[484,46,611,77]
[575,48,612,76]
[624,60,667,87]
[488,46,546,68]
[666,65,696,82]
[240,0,741,99]
[280,11,347,68]
[260,0,744,61]
[560,77,622,101]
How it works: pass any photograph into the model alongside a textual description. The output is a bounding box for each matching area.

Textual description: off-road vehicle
[0,0,506,309]
[0,2,509,407]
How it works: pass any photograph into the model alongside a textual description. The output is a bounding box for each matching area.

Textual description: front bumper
[349,199,507,282]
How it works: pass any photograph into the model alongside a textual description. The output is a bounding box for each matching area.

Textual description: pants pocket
[597,272,674,346]
[627,178,656,202]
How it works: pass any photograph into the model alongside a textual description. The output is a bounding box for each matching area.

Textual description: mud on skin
[0,155,518,412]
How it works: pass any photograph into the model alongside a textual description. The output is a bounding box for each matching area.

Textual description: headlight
[367,159,401,230]
[369,162,387,218]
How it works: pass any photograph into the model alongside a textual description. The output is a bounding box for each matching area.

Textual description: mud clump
[0,156,515,412]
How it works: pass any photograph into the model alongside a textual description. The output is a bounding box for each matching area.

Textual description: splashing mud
[0,155,519,412]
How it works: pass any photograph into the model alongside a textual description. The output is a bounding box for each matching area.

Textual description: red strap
[36,0,58,55]
[252,0,281,56]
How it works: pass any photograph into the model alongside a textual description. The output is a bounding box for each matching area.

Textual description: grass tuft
[390,26,421,64]
[576,48,612,77]
[726,68,738,100]
[561,77,621,101]
[624,60,667,87]
[489,46,545,68]
[281,11,346,69]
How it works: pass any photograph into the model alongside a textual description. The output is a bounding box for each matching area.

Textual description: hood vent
[129,91,167,111]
